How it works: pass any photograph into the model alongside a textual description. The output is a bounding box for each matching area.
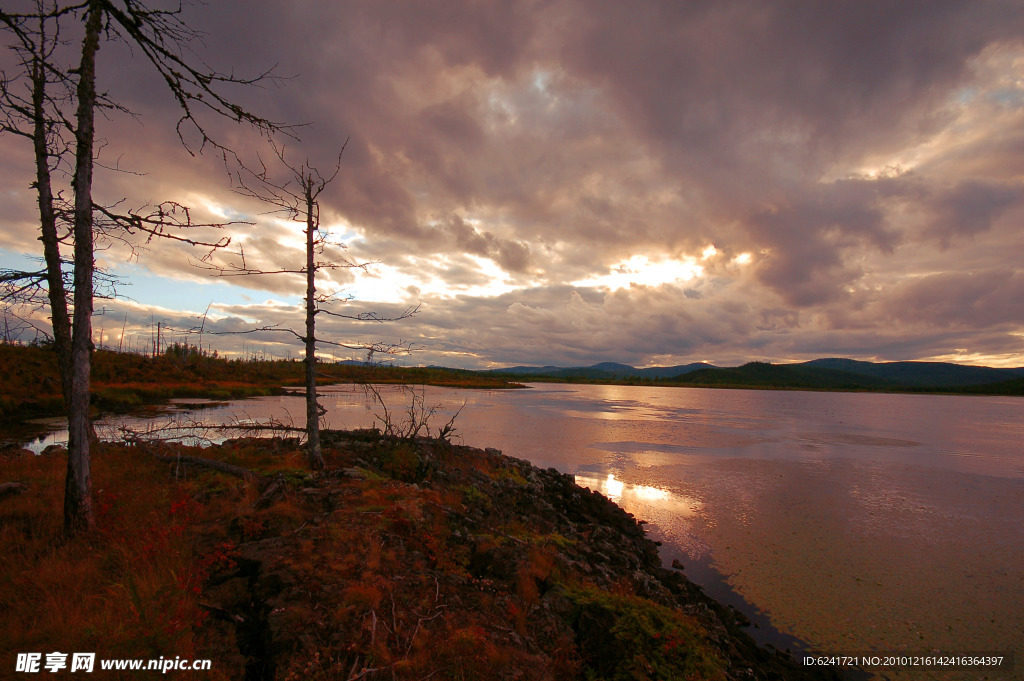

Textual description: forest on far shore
[0,343,519,423]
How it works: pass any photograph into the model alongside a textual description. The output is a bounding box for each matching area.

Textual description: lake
[23,383,1024,677]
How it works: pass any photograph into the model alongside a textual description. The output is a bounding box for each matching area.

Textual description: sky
[2,0,1024,369]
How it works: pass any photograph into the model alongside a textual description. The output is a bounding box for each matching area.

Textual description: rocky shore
[192,431,836,680]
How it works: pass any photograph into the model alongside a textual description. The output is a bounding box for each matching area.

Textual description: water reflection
[11,382,1024,663]
[574,473,701,518]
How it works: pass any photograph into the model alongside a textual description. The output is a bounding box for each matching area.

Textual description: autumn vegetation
[1,426,820,680]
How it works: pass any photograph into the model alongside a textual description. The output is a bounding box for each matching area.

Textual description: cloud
[2,0,1023,367]
[924,180,1022,245]
[880,269,1024,328]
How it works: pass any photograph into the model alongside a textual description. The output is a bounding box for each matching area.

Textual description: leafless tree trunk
[64,0,102,534]
[1,4,74,404]
[302,176,323,469]
[208,142,417,470]
[29,15,73,407]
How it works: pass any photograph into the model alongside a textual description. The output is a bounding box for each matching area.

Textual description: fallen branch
[0,481,29,499]
[146,450,258,482]
[198,601,245,624]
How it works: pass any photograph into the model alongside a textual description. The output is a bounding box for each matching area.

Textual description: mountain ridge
[484,358,1024,393]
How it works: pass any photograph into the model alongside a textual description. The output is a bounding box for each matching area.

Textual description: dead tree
[206,142,417,470]
[1,6,229,371]
[1,0,289,534]
[1,2,77,404]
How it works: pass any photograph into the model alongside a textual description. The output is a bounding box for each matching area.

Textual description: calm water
[24,384,1024,678]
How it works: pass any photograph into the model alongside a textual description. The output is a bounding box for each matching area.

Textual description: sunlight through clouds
[572,255,703,290]
[2,1,1022,368]
[732,252,752,265]
[346,254,526,304]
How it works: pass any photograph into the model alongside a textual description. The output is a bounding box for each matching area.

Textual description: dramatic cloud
[2,0,1023,367]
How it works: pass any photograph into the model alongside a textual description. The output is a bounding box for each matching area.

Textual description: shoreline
[2,397,839,674]
[195,431,836,679]
[1,430,838,679]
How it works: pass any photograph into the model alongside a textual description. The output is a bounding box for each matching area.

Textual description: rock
[671,558,685,570]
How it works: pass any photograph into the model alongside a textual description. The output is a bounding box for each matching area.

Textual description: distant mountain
[636,363,716,379]
[484,358,1024,394]
[672,361,897,390]
[800,358,1024,388]
[492,365,573,375]
[489,362,715,379]
[588,362,641,376]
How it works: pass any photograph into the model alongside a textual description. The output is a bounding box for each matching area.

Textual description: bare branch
[99,0,297,156]
[93,200,238,250]
[318,305,420,323]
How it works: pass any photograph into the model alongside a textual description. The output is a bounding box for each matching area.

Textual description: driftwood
[148,451,258,482]
[0,481,29,499]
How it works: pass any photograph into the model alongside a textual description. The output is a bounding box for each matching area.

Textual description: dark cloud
[881,269,1024,327]
[924,180,1022,245]
[746,178,901,305]
[430,214,532,273]
[561,0,1022,188]
[2,0,1023,367]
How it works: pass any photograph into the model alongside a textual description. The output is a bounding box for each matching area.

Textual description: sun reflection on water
[574,473,700,518]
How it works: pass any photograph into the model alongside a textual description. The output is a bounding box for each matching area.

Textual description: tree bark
[30,40,73,408]
[64,0,102,535]
[304,176,324,470]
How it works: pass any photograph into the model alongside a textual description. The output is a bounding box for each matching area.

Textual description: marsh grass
[0,443,250,678]
[2,434,734,681]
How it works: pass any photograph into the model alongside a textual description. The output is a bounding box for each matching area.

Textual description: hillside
[491,362,715,381]
[669,362,896,390]
[485,357,1024,395]
[800,358,1024,387]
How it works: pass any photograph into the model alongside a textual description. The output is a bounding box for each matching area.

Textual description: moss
[566,586,728,681]
[457,483,491,509]
[374,441,422,482]
[94,388,143,410]
[491,466,529,486]
[281,470,314,485]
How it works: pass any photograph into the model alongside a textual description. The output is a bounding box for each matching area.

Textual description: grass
[1,432,740,680]
[0,443,251,679]
[565,586,726,681]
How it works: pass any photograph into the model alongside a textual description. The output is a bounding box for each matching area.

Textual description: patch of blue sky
[954,86,978,106]
[321,223,364,246]
[988,87,1024,108]
[111,263,298,313]
[0,248,47,273]
[0,248,296,313]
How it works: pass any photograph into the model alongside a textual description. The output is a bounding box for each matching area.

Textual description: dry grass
[2,434,736,681]
[0,443,250,679]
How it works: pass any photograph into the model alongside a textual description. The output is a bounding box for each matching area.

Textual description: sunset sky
[2,0,1024,369]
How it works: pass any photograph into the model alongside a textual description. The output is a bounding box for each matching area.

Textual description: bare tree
[1,2,77,405]
[207,142,418,470]
[1,0,289,534]
[1,5,230,384]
